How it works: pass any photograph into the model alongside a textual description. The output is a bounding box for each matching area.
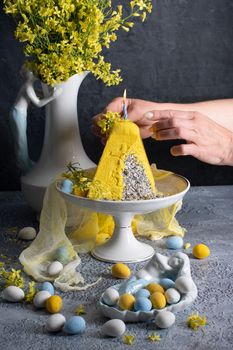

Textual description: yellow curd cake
[87,119,157,201]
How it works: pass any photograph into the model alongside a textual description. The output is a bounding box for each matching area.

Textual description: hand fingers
[146,109,195,122]
[150,116,195,133]
[152,126,197,142]
[170,143,200,158]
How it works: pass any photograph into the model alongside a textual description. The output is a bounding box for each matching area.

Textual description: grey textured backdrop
[1,0,233,190]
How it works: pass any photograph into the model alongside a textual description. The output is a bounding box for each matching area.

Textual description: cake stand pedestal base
[91,213,154,263]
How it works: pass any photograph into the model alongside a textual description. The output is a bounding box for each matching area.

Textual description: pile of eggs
[2,281,86,335]
[101,276,194,328]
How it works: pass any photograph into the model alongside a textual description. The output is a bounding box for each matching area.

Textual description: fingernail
[144,111,154,119]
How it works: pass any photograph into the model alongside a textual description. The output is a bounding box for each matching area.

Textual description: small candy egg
[33,291,51,308]
[46,295,63,313]
[46,313,66,333]
[118,294,135,310]
[38,282,54,295]
[146,283,164,294]
[55,246,69,264]
[47,261,63,276]
[111,263,131,279]
[150,292,166,309]
[160,278,175,290]
[102,319,126,337]
[155,311,176,328]
[18,227,37,240]
[165,236,183,250]
[63,316,86,335]
[135,288,150,298]
[192,243,210,259]
[175,276,195,294]
[134,297,152,312]
[165,288,181,304]
[2,286,25,302]
[61,179,73,194]
[102,288,119,306]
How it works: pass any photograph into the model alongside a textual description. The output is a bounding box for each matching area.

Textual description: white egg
[155,311,176,329]
[18,227,37,240]
[165,288,181,304]
[33,291,51,308]
[102,319,126,337]
[102,288,119,306]
[46,313,66,332]
[175,276,195,293]
[2,286,25,302]
[47,261,63,276]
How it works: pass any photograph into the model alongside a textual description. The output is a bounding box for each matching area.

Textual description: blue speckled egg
[134,297,152,312]
[135,288,150,298]
[160,278,175,290]
[55,246,69,264]
[61,179,73,194]
[165,236,183,250]
[38,282,54,295]
[63,316,86,335]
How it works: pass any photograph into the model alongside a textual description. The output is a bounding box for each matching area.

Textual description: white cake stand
[56,173,190,263]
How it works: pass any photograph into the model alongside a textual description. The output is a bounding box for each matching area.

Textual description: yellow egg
[146,283,164,294]
[118,294,135,310]
[192,244,210,259]
[46,295,63,313]
[150,292,166,309]
[111,263,131,279]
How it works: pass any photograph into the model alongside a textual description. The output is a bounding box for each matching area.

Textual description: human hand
[149,110,233,166]
[92,97,158,142]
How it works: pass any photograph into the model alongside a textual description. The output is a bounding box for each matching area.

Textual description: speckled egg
[118,293,135,310]
[160,278,175,290]
[102,319,126,337]
[135,288,150,298]
[146,283,164,294]
[175,276,195,293]
[33,291,51,308]
[102,287,119,306]
[165,288,181,304]
[111,263,131,279]
[63,316,86,335]
[150,292,166,309]
[134,297,152,312]
[61,179,73,194]
[55,246,69,264]
[38,282,54,295]
[155,311,176,328]
[2,286,25,302]
[165,236,183,249]
[192,243,210,259]
[46,295,63,313]
[47,261,63,276]
[18,227,37,240]
[46,313,66,332]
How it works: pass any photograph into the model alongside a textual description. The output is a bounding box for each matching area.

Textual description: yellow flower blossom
[187,312,207,330]
[3,0,153,86]
[148,332,161,342]
[123,334,135,345]
[24,281,37,303]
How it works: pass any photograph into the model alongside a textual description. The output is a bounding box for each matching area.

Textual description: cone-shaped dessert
[87,120,157,200]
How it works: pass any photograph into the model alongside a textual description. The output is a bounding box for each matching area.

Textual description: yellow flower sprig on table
[187,312,207,330]
[3,0,152,86]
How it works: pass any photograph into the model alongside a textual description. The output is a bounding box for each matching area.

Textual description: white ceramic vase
[21,72,96,212]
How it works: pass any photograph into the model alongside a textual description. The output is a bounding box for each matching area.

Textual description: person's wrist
[225,132,233,166]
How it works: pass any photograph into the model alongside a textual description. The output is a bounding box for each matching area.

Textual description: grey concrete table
[0,187,233,350]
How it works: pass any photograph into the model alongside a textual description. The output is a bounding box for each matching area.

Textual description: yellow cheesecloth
[19,165,186,292]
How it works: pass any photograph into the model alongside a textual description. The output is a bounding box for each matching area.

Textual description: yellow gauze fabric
[19,165,186,291]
